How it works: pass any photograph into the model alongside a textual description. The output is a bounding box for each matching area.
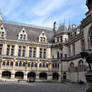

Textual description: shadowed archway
[2,71,11,79]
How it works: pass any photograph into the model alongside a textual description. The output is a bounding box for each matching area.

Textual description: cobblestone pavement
[0,81,88,92]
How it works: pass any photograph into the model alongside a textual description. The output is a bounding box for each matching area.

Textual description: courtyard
[0,81,88,92]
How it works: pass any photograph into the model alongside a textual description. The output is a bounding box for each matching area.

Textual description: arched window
[23,62,26,67]
[15,62,18,66]
[69,62,75,72]
[2,61,6,66]
[19,61,22,66]
[10,61,13,66]
[6,61,9,66]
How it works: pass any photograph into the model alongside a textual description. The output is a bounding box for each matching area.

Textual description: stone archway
[2,71,11,79]
[15,71,24,79]
[27,72,36,81]
[39,72,47,80]
[52,72,59,80]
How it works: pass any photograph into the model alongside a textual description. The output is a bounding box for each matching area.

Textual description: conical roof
[56,24,69,35]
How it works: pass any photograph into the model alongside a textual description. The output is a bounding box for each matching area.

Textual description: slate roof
[0,21,54,43]
[55,24,69,35]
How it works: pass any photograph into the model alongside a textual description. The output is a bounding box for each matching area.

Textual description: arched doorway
[27,72,36,82]
[39,72,47,80]
[52,72,59,80]
[2,71,11,79]
[15,72,24,79]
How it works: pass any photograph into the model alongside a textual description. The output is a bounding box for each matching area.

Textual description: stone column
[11,70,15,80]
[24,72,27,80]
[14,44,18,56]
[47,72,52,81]
[2,42,7,56]
[36,47,39,58]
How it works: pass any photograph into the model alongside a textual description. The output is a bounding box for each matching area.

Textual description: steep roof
[55,24,69,35]
[0,21,54,43]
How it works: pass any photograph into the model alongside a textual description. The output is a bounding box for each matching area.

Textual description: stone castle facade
[0,0,91,82]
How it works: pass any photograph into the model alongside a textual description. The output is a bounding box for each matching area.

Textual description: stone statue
[86,0,92,10]
[80,52,92,72]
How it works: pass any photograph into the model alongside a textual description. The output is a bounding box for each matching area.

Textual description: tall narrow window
[18,46,21,56]
[57,51,59,58]
[60,36,62,42]
[40,48,42,58]
[0,44,3,55]
[33,48,36,58]
[11,45,15,56]
[22,46,25,57]
[43,49,46,59]
[29,47,32,57]
[57,37,59,42]
[6,45,10,56]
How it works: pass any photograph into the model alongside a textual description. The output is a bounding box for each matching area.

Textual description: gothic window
[18,28,27,40]
[39,31,47,43]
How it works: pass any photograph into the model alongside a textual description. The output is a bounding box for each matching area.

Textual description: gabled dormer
[18,28,27,40]
[39,31,47,43]
[0,25,6,39]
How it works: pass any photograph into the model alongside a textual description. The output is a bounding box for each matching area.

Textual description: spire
[0,9,3,21]
[68,24,72,31]
[53,21,57,33]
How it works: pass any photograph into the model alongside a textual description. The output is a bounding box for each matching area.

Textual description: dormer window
[18,28,27,40]
[0,25,6,39]
[39,31,47,43]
